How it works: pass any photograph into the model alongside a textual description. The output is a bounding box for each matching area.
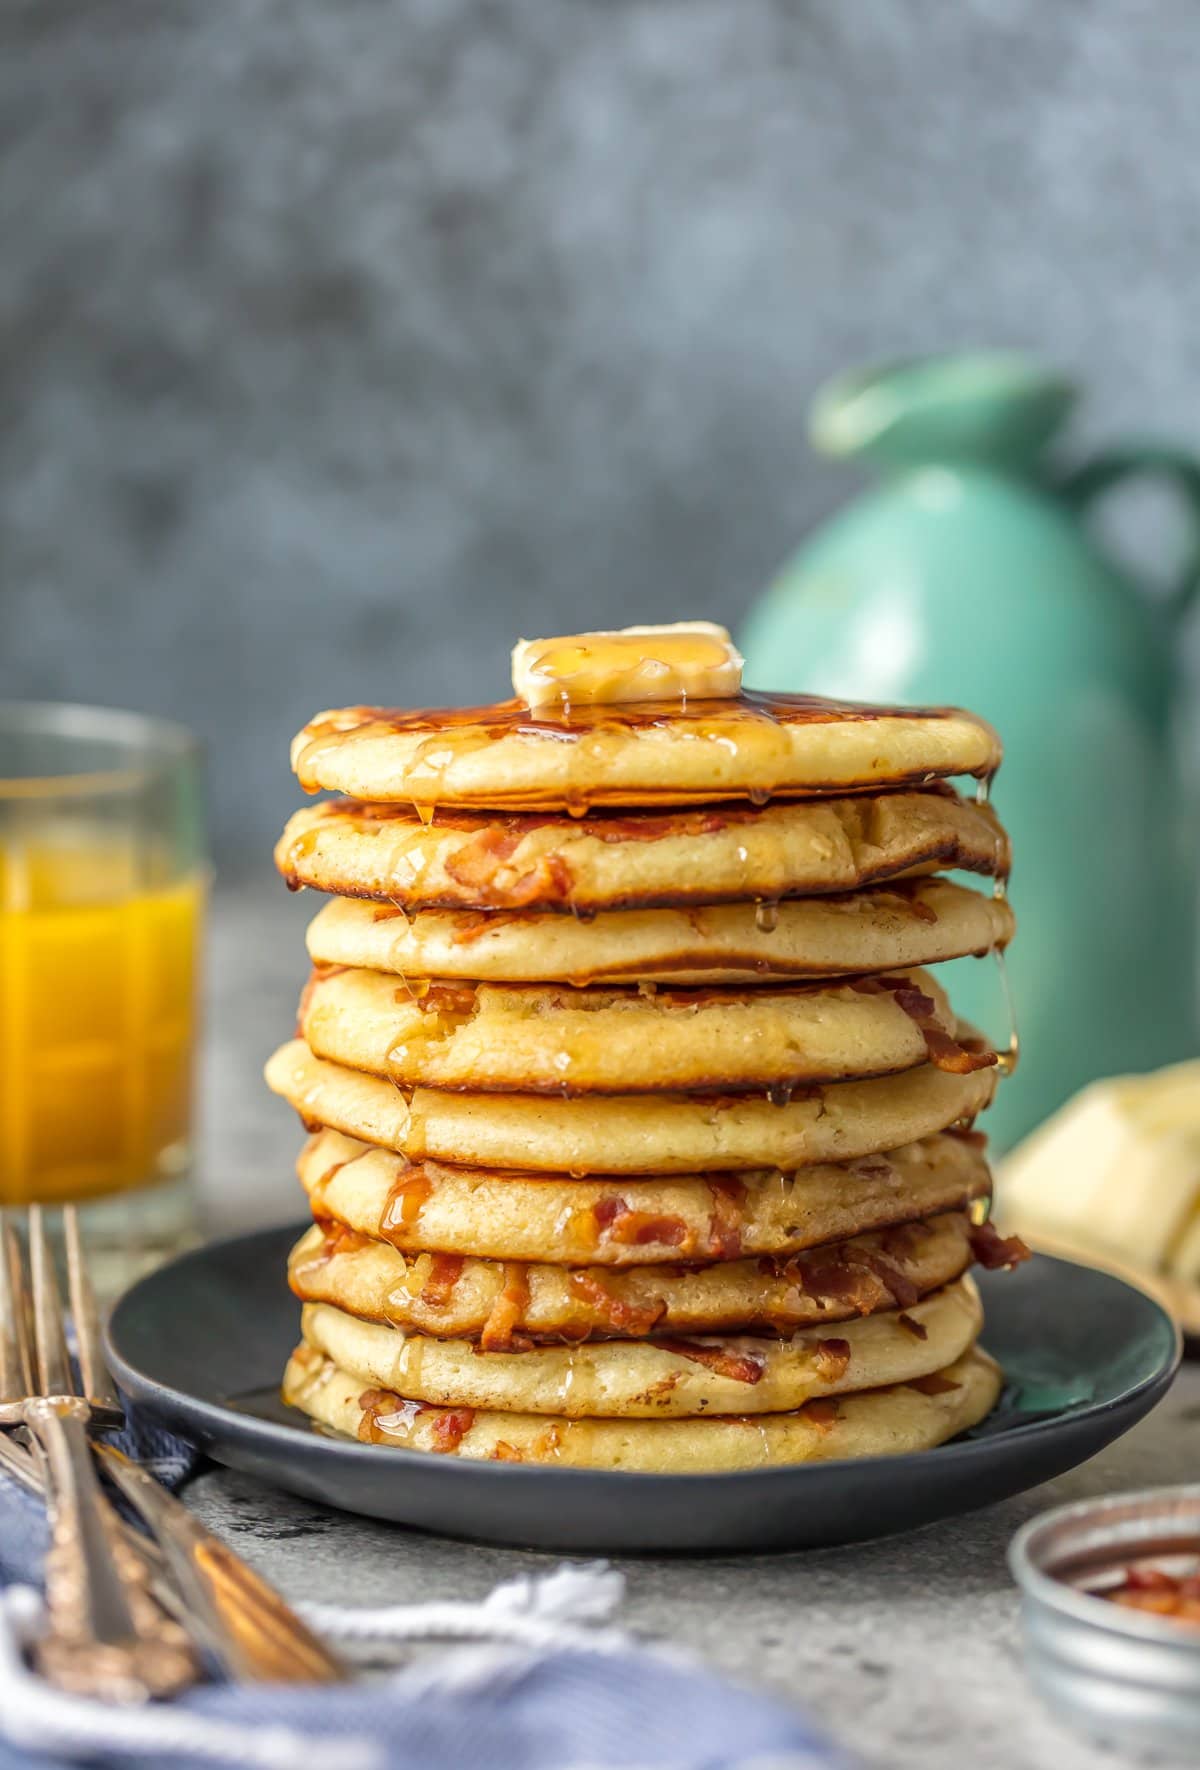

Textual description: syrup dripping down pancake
[287,1208,977,1341]
[277,788,1008,911]
[289,691,1000,812]
[305,877,1013,986]
[296,1276,982,1418]
[292,1127,991,1264]
[296,966,992,1095]
[266,1037,998,1173]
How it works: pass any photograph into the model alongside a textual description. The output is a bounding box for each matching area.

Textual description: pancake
[266,1038,998,1172]
[295,1127,992,1264]
[297,966,990,1094]
[276,789,1008,911]
[289,692,1000,811]
[297,1276,981,1417]
[305,878,1014,986]
[282,1343,1002,1470]
[287,1209,977,1341]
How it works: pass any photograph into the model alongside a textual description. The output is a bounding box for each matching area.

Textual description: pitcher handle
[1060,443,1200,620]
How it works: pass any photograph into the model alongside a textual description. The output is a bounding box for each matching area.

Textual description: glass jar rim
[0,702,201,800]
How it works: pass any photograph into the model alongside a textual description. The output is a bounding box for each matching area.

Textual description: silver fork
[0,1206,198,1700]
[0,1205,346,1687]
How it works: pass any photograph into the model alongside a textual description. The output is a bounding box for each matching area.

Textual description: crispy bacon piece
[479,1263,532,1351]
[1105,1564,1200,1623]
[655,1339,765,1384]
[896,1312,928,1341]
[969,1220,1031,1270]
[805,1397,841,1434]
[908,1371,960,1396]
[420,1252,465,1309]
[922,1025,997,1074]
[490,1440,524,1463]
[429,1407,476,1452]
[443,826,524,888]
[773,1252,885,1316]
[810,1337,851,1382]
[593,1196,691,1250]
[566,1271,666,1336]
[854,972,997,1074]
[706,1176,746,1260]
[411,982,478,1017]
[946,1124,988,1149]
[856,1251,921,1310]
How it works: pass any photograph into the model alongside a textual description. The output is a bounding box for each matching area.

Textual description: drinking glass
[0,704,206,1292]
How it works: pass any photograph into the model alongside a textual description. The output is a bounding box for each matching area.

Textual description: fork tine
[64,1207,120,1413]
[29,1206,73,1399]
[0,1213,33,1406]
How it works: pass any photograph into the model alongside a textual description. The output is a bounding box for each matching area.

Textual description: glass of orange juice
[0,703,207,1293]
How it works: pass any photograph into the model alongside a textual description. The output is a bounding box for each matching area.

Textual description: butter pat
[512,622,744,711]
[998,1059,1200,1282]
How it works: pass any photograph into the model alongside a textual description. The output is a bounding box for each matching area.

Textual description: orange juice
[0,841,205,1205]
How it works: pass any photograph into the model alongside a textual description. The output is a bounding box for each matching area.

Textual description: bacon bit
[312,1219,372,1262]
[490,1440,524,1462]
[415,982,478,1017]
[969,1220,1031,1270]
[567,1271,666,1336]
[357,1386,392,1412]
[892,982,938,1020]
[856,1251,921,1310]
[779,1252,885,1315]
[371,904,407,922]
[655,1340,765,1384]
[805,1397,841,1434]
[946,1125,988,1149]
[908,1371,961,1396]
[922,1025,998,1074]
[420,1253,465,1309]
[1105,1565,1200,1623]
[811,1337,851,1382]
[905,893,938,925]
[429,1407,476,1452]
[879,1223,919,1259]
[593,1196,691,1250]
[593,1196,628,1231]
[896,1312,928,1341]
[480,1264,532,1351]
[706,1176,746,1259]
[449,911,514,946]
[444,826,524,889]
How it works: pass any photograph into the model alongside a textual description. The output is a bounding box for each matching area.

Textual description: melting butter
[511,621,743,710]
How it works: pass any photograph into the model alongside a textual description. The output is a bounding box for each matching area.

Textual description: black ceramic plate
[105,1228,1181,1554]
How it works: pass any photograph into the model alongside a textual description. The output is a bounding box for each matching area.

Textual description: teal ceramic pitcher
[739,353,1200,1147]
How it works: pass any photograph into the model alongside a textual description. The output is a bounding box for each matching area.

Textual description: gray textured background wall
[3,0,1200,862]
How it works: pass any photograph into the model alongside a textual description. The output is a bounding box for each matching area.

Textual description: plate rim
[104,1223,1183,1491]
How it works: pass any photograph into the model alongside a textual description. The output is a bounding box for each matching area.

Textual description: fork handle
[24,1399,197,1701]
[100,1448,346,1684]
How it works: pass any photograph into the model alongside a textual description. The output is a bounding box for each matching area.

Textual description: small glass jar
[0,703,207,1295]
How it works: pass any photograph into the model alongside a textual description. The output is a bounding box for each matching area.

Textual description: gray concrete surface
[192,879,1196,1769]
[5,2,1200,857]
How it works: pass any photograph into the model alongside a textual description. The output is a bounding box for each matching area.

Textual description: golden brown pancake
[282,1342,1002,1470]
[305,878,1014,986]
[287,1208,976,1341]
[289,692,1000,811]
[294,1127,991,1264]
[277,789,1008,911]
[297,1277,981,1417]
[297,966,989,1094]
[266,1038,998,1172]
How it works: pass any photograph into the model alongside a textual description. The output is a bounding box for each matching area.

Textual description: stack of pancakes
[266,684,1025,1472]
